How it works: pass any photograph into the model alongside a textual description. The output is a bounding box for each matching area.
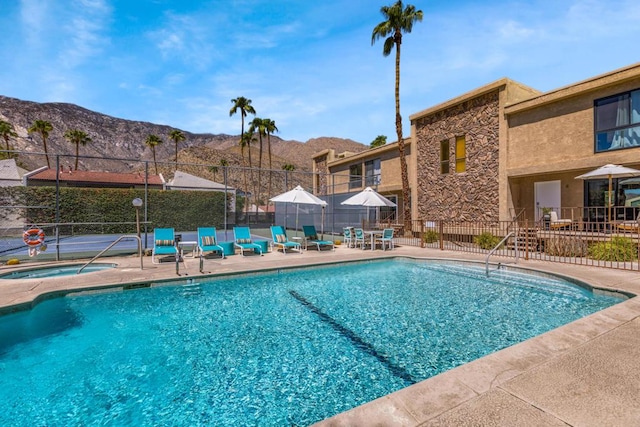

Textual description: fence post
[420,220,424,248]
[439,220,444,250]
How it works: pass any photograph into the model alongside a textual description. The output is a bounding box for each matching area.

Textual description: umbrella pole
[608,175,612,229]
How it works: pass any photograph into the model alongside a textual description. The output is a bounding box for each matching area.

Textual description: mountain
[0,95,368,176]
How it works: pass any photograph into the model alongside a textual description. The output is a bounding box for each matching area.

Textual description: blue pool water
[0,259,622,426]
[0,263,117,279]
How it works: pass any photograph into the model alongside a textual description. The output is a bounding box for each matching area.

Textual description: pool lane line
[288,290,418,386]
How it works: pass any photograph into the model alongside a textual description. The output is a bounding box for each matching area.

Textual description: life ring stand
[23,228,46,247]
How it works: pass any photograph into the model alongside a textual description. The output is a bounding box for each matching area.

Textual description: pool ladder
[77,235,143,274]
[485,231,518,276]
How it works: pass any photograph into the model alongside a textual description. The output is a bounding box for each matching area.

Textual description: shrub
[474,232,501,250]
[423,229,439,244]
[545,236,588,257]
[588,236,638,262]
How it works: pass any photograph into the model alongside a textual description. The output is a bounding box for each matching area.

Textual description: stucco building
[313,61,640,227]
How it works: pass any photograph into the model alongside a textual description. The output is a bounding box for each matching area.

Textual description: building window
[440,140,450,174]
[349,164,362,189]
[364,159,381,186]
[595,89,640,152]
[455,135,466,173]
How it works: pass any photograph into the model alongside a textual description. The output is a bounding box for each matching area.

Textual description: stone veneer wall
[414,91,500,221]
[314,154,328,195]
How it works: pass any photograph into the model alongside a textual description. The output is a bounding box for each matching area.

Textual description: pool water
[0,263,116,279]
[0,259,621,426]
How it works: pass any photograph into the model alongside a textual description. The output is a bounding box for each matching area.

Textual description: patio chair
[375,228,395,251]
[353,228,367,250]
[615,211,640,232]
[197,227,225,259]
[270,225,302,254]
[549,211,573,229]
[302,225,334,251]
[343,227,354,248]
[233,226,263,256]
[152,227,178,264]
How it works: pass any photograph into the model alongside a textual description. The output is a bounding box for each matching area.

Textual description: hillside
[0,95,367,175]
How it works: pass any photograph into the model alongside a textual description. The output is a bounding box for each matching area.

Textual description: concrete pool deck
[1,245,639,426]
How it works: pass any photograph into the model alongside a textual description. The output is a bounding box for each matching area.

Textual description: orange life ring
[23,228,46,247]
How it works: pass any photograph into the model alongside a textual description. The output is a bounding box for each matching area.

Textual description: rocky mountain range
[0,95,367,178]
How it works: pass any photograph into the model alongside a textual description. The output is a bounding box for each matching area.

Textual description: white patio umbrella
[270,185,327,235]
[575,164,640,223]
[341,187,396,224]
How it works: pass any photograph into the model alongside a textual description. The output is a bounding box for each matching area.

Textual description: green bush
[0,186,229,233]
[588,236,638,262]
[423,229,439,244]
[474,232,501,250]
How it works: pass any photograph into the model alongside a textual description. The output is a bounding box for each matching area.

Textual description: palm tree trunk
[240,117,248,215]
[42,134,50,168]
[267,133,273,209]
[152,148,158,175]
[395,34,412,234]
[75,143,79,170]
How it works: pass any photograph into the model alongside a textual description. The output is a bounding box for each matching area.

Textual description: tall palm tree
[145,134,163,175]
[372,0,422,232]
[230,97,256,207]
[168,129,186,170]
[63,129,92,170]
[264,119,278,203]
[249,117,267,214]
[28,119,54,168]
[0,120,17,151]
[240,131,256,212]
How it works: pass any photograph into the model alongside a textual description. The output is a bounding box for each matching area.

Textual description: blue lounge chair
[302,225,334,251]
[376,228,395,251]
[270,226,302,254]
[233,226,263,256]
[152,227,178,264]
[198,227,225,259]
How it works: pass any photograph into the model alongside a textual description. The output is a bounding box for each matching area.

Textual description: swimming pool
[0,263,117,279]
[0,259,622,425]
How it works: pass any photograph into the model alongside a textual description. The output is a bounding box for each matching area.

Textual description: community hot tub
[0,263,117,280]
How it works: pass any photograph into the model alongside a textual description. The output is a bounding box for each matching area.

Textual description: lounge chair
[375,228,395,250]
[549,211,573,229]
[353,228,367,250]
[343,227,354,248]
[302,225,334,251]
[270,226,302,254]
[152,227,178,264]
[615,211,640,232]
[233,226,263,256]
[197,227,225,259]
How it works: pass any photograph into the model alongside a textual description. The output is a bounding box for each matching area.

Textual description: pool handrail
[485,231,517,276]
[77,235,143,274]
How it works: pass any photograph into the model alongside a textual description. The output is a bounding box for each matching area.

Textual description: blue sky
[1,0,638,144]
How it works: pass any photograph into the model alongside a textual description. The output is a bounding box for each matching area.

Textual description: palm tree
[240,131,256,212]
[208,165,218,181]
[249,117,267,214]
[28,119,54,168]
[230,97,256,207]
[264,119,278,204]
[168,129,186,170]
[0,120,17,152]
[372,0,422,232]
[282,163,295,171]
[63,129,92,170]
[145,134,163,175]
